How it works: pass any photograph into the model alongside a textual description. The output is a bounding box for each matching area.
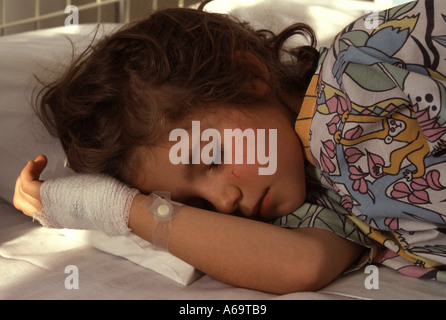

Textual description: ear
[234,50,271,98]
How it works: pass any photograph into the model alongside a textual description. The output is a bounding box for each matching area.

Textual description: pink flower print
[349,165,368,194]
[344,125,363,140]
[320,150,336,174]
[384,217,399,230]
[410,177,428,191]
[426,170,445,190]
[424,125,446,142]
[327,115,340,135]
[391,181,429,204]
[322,140,336,158]
[408,177,431,204]
[415,108,446,142]
[391,182,411,199]
[341,195,353,212]
[408,190,430,204]
[345,147,364,164]
[326,94,352,115]
[326,95,339,114]
[367,152,385,179]
[391,178,433,205]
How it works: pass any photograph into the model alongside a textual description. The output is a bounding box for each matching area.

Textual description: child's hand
[13,154,47,217]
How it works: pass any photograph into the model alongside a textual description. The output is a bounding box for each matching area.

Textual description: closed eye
[208,144,223,172]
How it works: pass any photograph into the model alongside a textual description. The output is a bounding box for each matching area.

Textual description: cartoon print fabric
[291,0,446,282]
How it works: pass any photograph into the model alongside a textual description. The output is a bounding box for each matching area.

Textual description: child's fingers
[20,161,41,197]
[13,155,47,214]
[21,155,47,186]
[29,154,48,181]
[13,155,49,216]
[13,173,42,216]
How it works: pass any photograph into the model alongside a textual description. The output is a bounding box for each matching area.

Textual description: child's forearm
[128,194,363,294]
[13,157,360,293]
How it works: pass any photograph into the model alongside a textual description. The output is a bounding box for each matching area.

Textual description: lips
[259,188,271,217]
[251,188,271,219]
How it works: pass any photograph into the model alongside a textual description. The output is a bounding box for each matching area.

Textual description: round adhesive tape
[157,204,171,217]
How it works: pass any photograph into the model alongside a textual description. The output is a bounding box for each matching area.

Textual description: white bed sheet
[2,198,446,300]
[2,0,446,300]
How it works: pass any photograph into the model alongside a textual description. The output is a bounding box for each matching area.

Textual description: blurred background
[0,0,414,36]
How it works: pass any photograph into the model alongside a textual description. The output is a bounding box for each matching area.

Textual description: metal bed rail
[0,0,187,36]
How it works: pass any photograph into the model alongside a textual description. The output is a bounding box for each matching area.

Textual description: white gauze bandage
[35,174,139,237]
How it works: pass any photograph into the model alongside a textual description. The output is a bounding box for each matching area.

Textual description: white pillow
[61,229,203,285]
[0,24,203,286]
[0,24,116,204]
[202,0,377,48]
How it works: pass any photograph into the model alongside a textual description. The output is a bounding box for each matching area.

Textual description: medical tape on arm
[36,174,139,237]
[139,192,182,252]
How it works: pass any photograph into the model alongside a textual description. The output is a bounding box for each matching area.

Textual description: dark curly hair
[35,0,319,183]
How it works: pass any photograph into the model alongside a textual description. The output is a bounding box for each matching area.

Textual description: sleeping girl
[13,0,446,294]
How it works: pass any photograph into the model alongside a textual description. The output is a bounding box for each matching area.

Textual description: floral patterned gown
[274,0,446,282]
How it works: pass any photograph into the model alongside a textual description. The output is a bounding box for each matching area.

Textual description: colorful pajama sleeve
[291,0,446,282]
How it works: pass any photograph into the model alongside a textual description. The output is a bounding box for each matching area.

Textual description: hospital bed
[1,0,445,300]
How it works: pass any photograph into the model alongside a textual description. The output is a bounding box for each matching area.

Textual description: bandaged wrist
[140,192,182,252]
[35,174,139,237]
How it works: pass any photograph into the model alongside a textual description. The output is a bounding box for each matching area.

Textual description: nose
[202,183,242,214]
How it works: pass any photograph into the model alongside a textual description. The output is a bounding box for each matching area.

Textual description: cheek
[275,132,306,189]
[230,166,241,179]
[226,163,258,181]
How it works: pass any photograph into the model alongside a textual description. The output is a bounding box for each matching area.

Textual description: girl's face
[131,101,307,221]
